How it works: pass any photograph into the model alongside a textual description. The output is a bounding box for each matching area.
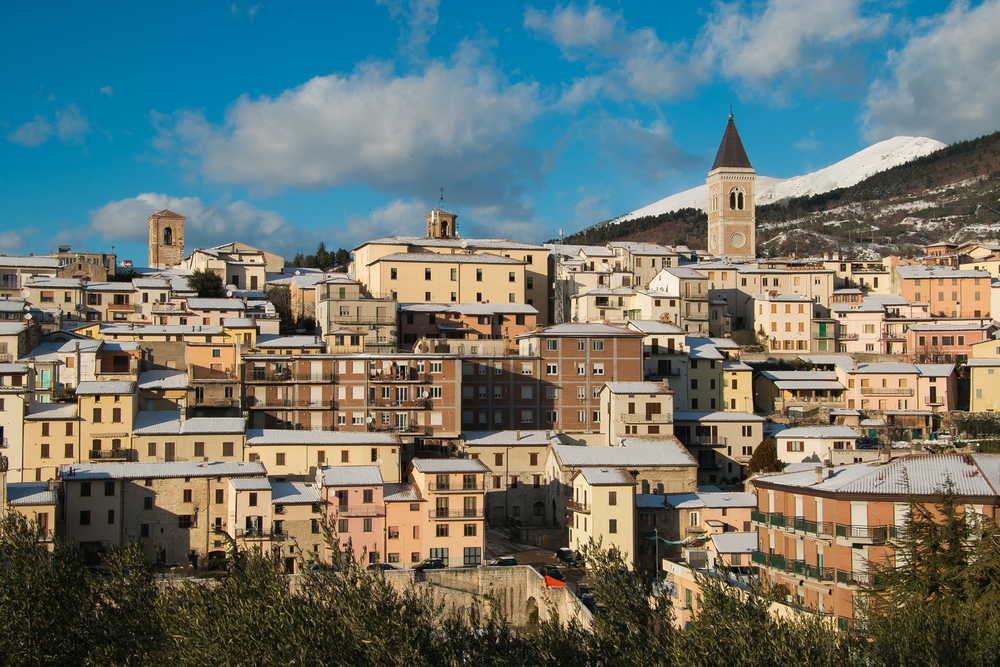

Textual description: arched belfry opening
[164,227,173,246]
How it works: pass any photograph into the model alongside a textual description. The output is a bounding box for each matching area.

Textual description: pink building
[906,322,994,363]
[317,465,386,565]
[836,362,956,413]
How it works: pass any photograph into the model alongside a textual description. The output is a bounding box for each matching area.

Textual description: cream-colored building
[672,411,766,486]
[753,293,814,353]
[566,467,637,567]
[22,402,79,483]
[75,381,138,460]
[271,481,326,572]
[967,338,1000,412]
[244,430,403,483]
[314,277,397,353]
[599,381,674,444]
[408,458,489,567]
[0,256,61,299]
[130,412,246,463]
[0,363,31,482]
[5,481,58,548]
[774,425,861,465]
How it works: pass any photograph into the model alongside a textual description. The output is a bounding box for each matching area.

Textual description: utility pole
[553,229,565,324]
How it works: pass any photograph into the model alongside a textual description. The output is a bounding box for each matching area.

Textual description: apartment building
[750,455,1000,625]
[271,482,326,572]
[130,412,246,464]
[408,458,489,567]
[892,265,991,318]
[839,362,956,413]
[398,303,538,348]
[314,277,397,353]
[969,338,1000,411]
[637,491,756,568]
[184,242,279,290]
[383,481,425,567]
[566,467,637,567]
[0,256,61,299]
[773,426,861,465]
[649,267,710,336]
[0,321,41,363]
[753,293,814,352]
[516,323,643,434]
[245,430,402,483]
[5,480,58,548]
[906,322,993,363]
[0,364,32,481]
[608,242,678,288]
[60,460,267,568]
[317,465,386,565]
[450,354,540,432]
[243,353,461,441]
[672,411,765,485]
[131,278,172,323]
[598,381,674,444]
[75,381,138,463]
[626,320,687,384]
[459,430,556,527]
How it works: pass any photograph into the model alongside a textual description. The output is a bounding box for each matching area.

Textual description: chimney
[47,478,55,493]
[814,466,824,484]
[515,430,521,441]
[880,447,891,464]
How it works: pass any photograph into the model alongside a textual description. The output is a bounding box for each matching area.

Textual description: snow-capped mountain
[612,136,947,224]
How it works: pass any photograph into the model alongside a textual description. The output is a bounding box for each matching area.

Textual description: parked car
[413,558,446,572]
[308,563,338,575]
[488,557,518,566]
[557,548,582,567]
[575,585,596,609]
[540,566,565,582]
[367,563,399,572]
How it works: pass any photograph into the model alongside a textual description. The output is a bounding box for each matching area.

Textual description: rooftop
[577,467,637,486]
[75,381,135,396]
[271,482,322,504]
[462,430,560,447]
[552,441,697,468]
[711,532,758,554]
[6,482,58,506]
[370,252,523,266]
[776,425,860,440]
[132,412,246,435]
[246,430,400,446]
[60,461,266,481]
[137,370,189,390]
[318,465,384,487]
[410,458,491,474]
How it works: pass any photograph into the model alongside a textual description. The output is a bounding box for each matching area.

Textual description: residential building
[5,480,58,548]
[566,467,637,567]
[398,303,538,348]
[891,265,991,318]
[672,411,766,485]
[314,276,397,353]
[408,458,489,567]
[245,430,402,483]
[753,293,814,353]
[0,256,61,299]
[649,267,710,336]
[967,337,1000,411]
[271,481,326,572]
[773,426,862,465]
[598,381,674,444]
[130,412,246,464]
[317,465,386,565]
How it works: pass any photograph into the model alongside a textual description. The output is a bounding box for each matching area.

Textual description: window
[363,518,373,533]
[93,408,101,423]
[223,441,234,457]
[593,340,604,352]
[476,269,483,281]
[178,515,193,529]
[64,443,73,458]
[215,489,224,504]
[107,509,115,525]
[577,339,586,351]
[40,443,49,459]
[546,339,558,351]
[786,441,805,452]
[79,511,91,526]
[509,272,516,283]
[338,519,349,533]
[450,268,457,281]
[424,268,432,281]
[546,410,557,422]
[436,524,449,537]
[592,363,604,375]
[609,519,617,534]
[140,524,150,538]
[521,411,533,424]
[103,481,115,496]
[576,363,586,375]
[609,491,617,506]
[464,547,482,566]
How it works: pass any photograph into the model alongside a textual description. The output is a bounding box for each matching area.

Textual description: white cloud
[345,199,431,240]
[573,191,611,227]
[378,0,440,58]
[83,193,312,256]
[55,104,90,144]
[0,230,27,252]
[702,0,886,97]
[100,86,114,98]
[525,4,707,103]
[864,0,1000,143]
[7,115,53,146]
[154,44,541,217]
[793,131,820,152]
[591,117,704,184]
[247,3,259,20]
[230,2,238,17]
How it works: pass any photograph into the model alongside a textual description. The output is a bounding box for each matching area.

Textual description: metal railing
[688,435,727,446]
[860,387,913,396]
[334,505,383,517]
[925,396,944,405]
[248,371,334,382]
[428,509,484,520]
[369,371,428,383]
[192,397,239,408]
[367,424,429,435]
[426,482,484,492]
[190,367,238,380]
[235,528,271,539]
[88,449,138,462]
[793,517,834,536]
[620,413,673,423]
[836,570,876,587]
[835,524,892,542]
[249,398,335,408]
[565,499,590,513]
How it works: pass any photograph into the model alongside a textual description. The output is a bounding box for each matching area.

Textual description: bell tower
[425,208,458,240]
[706,113,756,259]
[148,209,186,269]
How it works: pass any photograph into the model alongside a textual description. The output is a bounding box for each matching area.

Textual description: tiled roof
[626,320,685,335]
[256,335,325,348]
[132,278,171,289]
[6,482,58,506]
[75,381,135,395]
[711,532,758,554]
[0,256,61,268]
[673,411,765,422]
[187,298,246,310]
[0,363,29,374]
[371,253,523,265]
[230,478,272,491]
[462,430,560,447]
[60,461,266,480]
[137,370,189,390]
[383,483,422,502]
[578,467,637,486]
[410,458,491,474]
[271,482,322,504]
[318,465,384,487]
[84,282,133,292]
[0,300,25,313]
[223,318,256,328]
[798,355,855,369]
[516,322,640,339]
[776,426,860,439]
[246,430,400,446]
[0,323,26,335]
[774,380,845,391]
[761,371,839,381]
[604,382,667,394]
[552,442,697,467]
[399,303,538,315]
[25,402,78,420]
[664,492,757,509]
[896,265,989,279]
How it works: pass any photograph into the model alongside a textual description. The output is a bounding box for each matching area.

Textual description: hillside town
[5,115,1000,632]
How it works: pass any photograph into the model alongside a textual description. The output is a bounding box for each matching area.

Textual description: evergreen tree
[187,268,226,298]
[335,248,350,270]
[745,437,784,475]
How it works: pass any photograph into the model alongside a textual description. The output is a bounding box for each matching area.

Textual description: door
[657,360,671,376]
[646,403,661,420]
[164,442,175,462]
[40,370,50,390]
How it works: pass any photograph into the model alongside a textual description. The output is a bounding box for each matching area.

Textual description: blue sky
[2,0,999,265]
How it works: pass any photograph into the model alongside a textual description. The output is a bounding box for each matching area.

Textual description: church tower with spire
[706,113,756,259]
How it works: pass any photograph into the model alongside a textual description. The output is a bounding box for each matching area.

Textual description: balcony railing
[836,570,876,587]
[235,528,271,539]
[429,509,484,520]
[925,396,944,406]
[793,516,834,536]
[860,387,913,396]
[191,367,238,381]
[88,449,138,462]
[248,371,335,383]
[750,509,767,525]
[369,399,432,409]
[192,397,239,408]
[836,524,900,542]
[688,435,727,447]
[367,424,429,435]
[839,333,859,340]
[565,499,590,513]
[369,371,428,383]
[426,482,484,492]
[249,398,335,408]
[334,505,384,517]
[620,413,673,423]
[107,303,135,312]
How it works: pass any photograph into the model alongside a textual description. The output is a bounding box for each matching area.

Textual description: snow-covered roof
[246,430,400,446]
[711,532,758,554]
[0,256,61,268]
[383,482,422,502]
[230,478,272,491]
[0,363,28,374]
[255,335,325,349]
[410,459,491,474]
[6,482,58,506]
[577,468,637,486]
[776,426,860,440]
[25,402,78,420]
[75,381,135,396]
[318,465,384,487]
[895,265,989,279]
[399,303,538,315]
[664,492,757,509]
[370,253,523,265]
[360,236,545,251]
[137,370,189,390]
[271,482,322,504]
[515,323,640,339]
[603,382,668,394]
[672,411,765,422]
[61,461,265,480]
[132,412,246,435]
[552,442,696,468]
[462,430,560,447]
[223,318,256,328]
[626,320,686,335]
[187,298,246,311]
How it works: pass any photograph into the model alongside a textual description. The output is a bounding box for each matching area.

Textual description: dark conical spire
[711,113,752,170]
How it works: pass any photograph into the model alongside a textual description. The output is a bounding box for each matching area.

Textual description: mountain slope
[611,136,946,224]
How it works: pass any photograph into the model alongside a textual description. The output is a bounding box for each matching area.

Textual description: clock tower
[706,114,756,259]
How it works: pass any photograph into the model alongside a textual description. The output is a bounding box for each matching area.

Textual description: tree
[187,268,226,298]
[315,242,331,270]
[335,248,350,270]
[745,437,784,475]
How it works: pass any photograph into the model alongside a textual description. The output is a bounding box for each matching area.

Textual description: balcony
[792,517,834,536]
[688,435,727,447]
[367,424,429,435]
[192,397,239,408]
[620,413,673,424]
[248,370,334,383]
[565,499,590,513]
[191,367,238,381]
[428,509,484,520]
[334,505,384,517]
[235,528,271,539]
[107,303,135,313]
[800,563,835,582]
[369,399,432,409]
[369,371,428,383]
[88,449,138,462]
[249,398,335,409]
[860,387,913,396]
[426,482,485,492]
[925,396,944,406]
[836,570,876,588]
[839,333,858,340]
[835,524,892,543]
[750,509,767,525]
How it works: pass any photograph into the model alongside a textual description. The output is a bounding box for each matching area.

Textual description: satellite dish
[421,391,429,398]
[295,270,301,275]
[460,240,468,249]
[24,313,32,321]
[269,364,276,371]
[375,458,383,465]
[19,289,29,299]
[367,416,375,423]
[226,290,234,297]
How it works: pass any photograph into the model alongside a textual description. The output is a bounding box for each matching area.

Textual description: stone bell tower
[706,113,756,259]
[425,208,458,240]
[148,209,185,269]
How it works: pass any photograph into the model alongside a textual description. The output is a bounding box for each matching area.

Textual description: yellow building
[566,467,637,568]
[753,293,814,353]
[6,480,58,548]
[723,360,753,412]
[75,381,138,460]
[969,338,1000,411]
[130,413,247,463]
[244,430,403,483]
[22,402,80,482]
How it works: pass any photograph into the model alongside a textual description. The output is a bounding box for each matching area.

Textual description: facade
[566,467,637,567]
[148,210,186,270]
[245,430,402,483]
[408,458,489,567]
[892,265,991,318]
[598,381,675,444]
[773,426,861,465]
[317,465,386,564]
[672,411,765,485]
